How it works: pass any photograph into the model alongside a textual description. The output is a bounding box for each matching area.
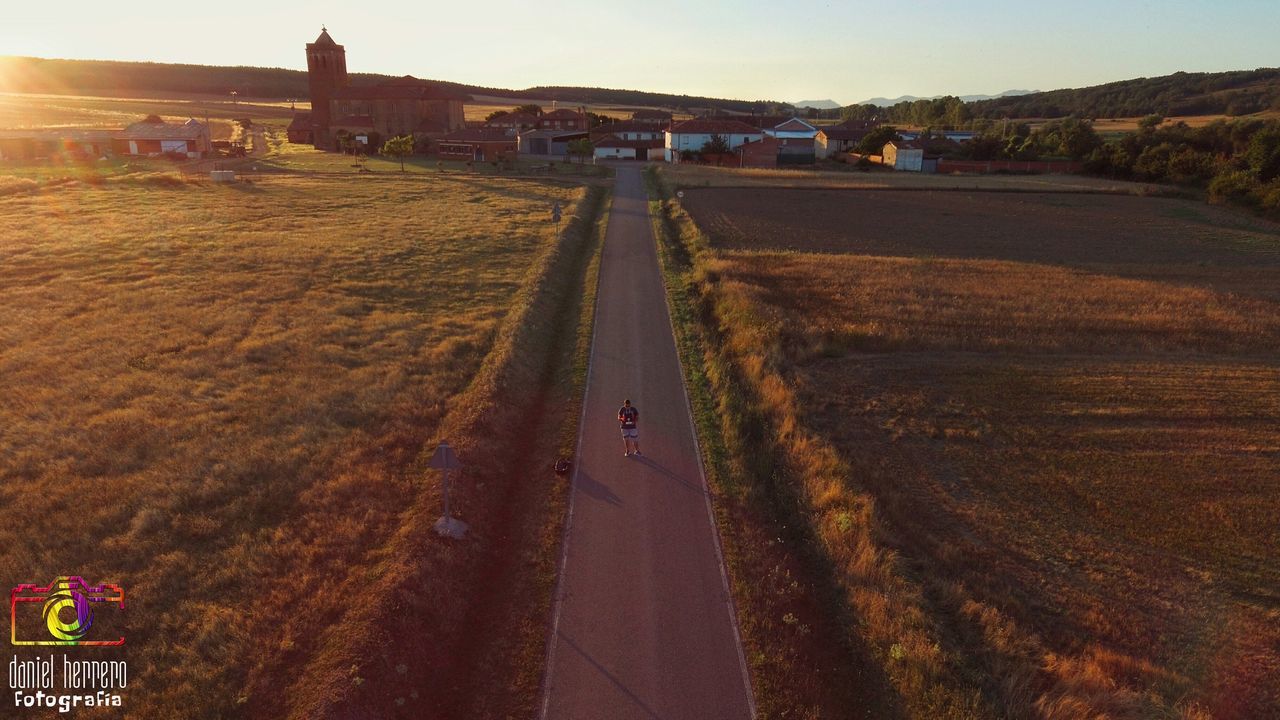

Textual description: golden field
[661,174,1280,719]
[0,171,595,718]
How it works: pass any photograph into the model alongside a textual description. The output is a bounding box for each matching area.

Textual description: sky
[2,0,1278,103]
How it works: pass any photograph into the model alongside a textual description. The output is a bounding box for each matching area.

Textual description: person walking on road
[619,399,641,457]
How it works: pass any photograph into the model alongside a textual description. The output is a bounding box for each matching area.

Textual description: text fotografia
[10,655,126,713]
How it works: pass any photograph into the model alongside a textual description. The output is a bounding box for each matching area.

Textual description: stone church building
[290,28,469,150]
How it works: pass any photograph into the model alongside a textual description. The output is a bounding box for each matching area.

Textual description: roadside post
[429,441,467,539]
[552,202,562,234]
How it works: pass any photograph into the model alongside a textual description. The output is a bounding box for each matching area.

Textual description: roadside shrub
[1208,170,1259,206]
[1252,178,1280,216]
[1166,147,1219,184]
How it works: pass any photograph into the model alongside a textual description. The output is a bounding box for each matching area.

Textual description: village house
[484,112,540,134]
[296,28,468,150]
[537,108,588,131]
[664,118,763,161]
[435,127,517,162]
[814,119,878,158]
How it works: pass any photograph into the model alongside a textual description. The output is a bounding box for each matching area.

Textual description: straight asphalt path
[539,166,756,720]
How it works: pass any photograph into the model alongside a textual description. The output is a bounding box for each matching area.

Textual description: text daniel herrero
[10,654,127,712]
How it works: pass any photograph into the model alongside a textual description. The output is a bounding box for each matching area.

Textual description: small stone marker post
[429,441,467,539]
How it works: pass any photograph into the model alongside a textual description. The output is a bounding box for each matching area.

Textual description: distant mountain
[856,90,1037,107]
[792,99,842,110]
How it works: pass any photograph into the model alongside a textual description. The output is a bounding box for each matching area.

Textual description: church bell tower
[306,27,348,149]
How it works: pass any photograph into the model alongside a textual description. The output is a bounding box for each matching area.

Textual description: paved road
[540,166,755,720]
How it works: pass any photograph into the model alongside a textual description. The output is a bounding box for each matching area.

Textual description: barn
[114,117,212,158]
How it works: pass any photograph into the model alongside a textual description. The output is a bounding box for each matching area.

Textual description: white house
[665,119,763,161]
[883,140,925,171]
[593,134,664,160]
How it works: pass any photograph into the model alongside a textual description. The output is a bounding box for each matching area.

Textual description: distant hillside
[793,99,842,110]
[0,56,778,114]
[857,90,1035,107]
[968,69,1280,119]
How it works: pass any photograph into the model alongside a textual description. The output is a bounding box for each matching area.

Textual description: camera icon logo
[10,576,125,646]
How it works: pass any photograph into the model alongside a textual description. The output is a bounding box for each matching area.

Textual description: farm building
[882,139,940,172]
[883,139,924,171]
[537,109,588,131]
[115,117,212,158]
[735,135,816,167]
[297,28,469,150]
[814,119,878,158]
[736,136,780,168]
[518,128,588,156]
[436,128,517,161]
[0,128,117,161]
[664,119,764,161]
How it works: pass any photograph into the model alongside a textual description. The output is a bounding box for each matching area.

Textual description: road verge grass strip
[284,183,609,720]
[645,166,989,719]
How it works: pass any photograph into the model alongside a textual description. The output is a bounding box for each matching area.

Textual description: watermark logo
[10,577,124,647]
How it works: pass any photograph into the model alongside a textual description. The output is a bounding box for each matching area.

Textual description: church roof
[313,27,337,46]
[333,77,470,102]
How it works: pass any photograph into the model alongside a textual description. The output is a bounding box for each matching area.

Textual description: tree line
[0,57,771,115]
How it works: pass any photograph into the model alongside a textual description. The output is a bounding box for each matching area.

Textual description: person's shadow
[632,456,711,498]
[575,469,623,506]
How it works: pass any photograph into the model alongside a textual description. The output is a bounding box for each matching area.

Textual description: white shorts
[621,427,638,439]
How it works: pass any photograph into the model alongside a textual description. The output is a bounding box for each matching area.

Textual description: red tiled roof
[593,134,664,149]
[772,118,817,132]
[818,126,870,141]
[737,136,781,154]
[541,109,585,119]
[669,118,763,135]
[333,76,469,102]
[120,118,207,139]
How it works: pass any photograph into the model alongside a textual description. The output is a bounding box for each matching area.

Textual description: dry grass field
[663,163,1172,194]
[0,91,298,141]
[671,179,1280,718]
[0,171,588,718]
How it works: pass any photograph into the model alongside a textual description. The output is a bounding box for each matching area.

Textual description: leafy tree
[701,134,731,154]
[380,135,415,171]
[485,110,510,122]
[856,125,900,154]
[1138,114,1164,132]
[1245,125,1280,181]
[513,104,543,116]
[567,138,594,163]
